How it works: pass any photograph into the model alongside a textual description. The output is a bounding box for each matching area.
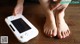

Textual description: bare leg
[55,3,71,39]
[39,0,57,37]
[13,0,24,16]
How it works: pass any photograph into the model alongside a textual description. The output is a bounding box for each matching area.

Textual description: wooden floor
[0,4,80,44]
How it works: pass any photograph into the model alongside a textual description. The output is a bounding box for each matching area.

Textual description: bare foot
[56,17,70,39]
[44,15,57,37]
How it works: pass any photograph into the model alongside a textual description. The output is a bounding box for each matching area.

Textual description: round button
[20,36,23,38]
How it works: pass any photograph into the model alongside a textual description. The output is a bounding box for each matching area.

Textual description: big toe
[58,31,63,39]
[52,30,57,37]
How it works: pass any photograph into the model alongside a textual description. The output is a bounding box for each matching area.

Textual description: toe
[52,30,57,37]
[48,29,52,37]
[67,30,70,36]
[50,30,53,37]
[47,29,51,36]
[66,30,69,36]
[44,28,49,36]
[58,31,62,39]
[64,32,66,38]
[65,31,68,37]
[64,31,68,38]
[61,32,65,38]
[68,30,70,34]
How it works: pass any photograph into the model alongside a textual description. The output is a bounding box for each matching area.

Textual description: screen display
[11,18,31,33]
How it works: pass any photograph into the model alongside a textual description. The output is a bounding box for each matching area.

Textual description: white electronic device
[5,14,39,43]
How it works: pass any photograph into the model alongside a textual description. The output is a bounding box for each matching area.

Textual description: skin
[13,0,71,39]
[13,0,24,16]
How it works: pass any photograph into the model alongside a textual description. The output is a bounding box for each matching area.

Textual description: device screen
[11,18,31,33]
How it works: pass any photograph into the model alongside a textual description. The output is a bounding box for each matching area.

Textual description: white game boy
[5,14,39,43]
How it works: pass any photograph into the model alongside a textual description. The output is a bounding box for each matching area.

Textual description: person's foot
[56,16,70,39]
[44,15,57,37]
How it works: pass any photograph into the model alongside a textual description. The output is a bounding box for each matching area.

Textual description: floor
[0,4,80,44]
